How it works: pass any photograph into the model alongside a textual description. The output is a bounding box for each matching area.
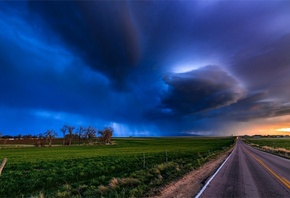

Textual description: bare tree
[83,126,96,145]
[61,125,75,146]
[67,125,75,146]
[44,129,57,147]
[98,127,113,144]
[76,126,85,145]
[60,125,67,146]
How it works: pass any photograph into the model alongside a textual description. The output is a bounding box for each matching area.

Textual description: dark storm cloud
[131,0,290,69]
[28,1,141,90]
[27,0,286,88]
[160,66,245,116]
[0,21,142,125]
[231,33,290,96]
[215,33,290,124]
[0,41,108,118]
[219,92,290,121]
[1,1,290,136]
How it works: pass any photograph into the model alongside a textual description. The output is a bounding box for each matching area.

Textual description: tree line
[0,125,113,147]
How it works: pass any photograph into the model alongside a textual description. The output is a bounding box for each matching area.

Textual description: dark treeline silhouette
[0,126,113,147]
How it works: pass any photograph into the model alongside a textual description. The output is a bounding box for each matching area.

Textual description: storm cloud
[1,1,290,136]
[28,1,142,90]
[161,65,245,116]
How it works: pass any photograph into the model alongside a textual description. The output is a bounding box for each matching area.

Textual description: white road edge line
[195,146,236,198]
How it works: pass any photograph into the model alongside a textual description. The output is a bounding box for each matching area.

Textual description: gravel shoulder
[152,147,234,198]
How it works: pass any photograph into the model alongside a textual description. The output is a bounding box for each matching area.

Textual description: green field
[0,137,234,197]
[244,138,290,150]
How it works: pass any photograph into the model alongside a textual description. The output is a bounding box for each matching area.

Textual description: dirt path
[152,148,234,198]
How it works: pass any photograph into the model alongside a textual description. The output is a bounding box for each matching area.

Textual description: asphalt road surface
[198,138,290,198]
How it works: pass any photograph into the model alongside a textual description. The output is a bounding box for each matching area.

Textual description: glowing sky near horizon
[276,128,290,132]
[0,1,290,136]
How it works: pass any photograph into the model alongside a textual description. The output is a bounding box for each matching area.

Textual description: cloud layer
[161,66,245,116]
[0,1,290,136]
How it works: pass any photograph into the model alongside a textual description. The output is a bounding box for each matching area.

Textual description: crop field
[244,138,290,150]
[0,137,235,197]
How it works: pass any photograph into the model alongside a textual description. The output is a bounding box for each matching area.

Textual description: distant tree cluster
[98,127,113,144]
[0,134,40,139]
[0,125,114,147]
[46,125,113,146]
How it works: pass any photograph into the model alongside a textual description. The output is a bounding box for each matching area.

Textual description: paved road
[199,138,290,197]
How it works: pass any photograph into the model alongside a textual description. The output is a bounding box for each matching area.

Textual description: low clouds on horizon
[0,1,290,136]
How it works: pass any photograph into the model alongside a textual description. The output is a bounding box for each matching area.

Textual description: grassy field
[0,137,235,197]
[244,138,290,150]
[243,137,290,159]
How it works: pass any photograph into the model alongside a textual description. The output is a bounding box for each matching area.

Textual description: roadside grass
[243,138,290,158]
[0,137,234,197]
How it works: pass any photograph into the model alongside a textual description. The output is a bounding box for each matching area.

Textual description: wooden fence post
[166,150,168,163]
[143,153,146,169]
[0,158,7,175]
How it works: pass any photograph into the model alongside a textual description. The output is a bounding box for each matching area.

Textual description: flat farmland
[0,137,234,197]
[244,137,290,150]
[244,137,290,159]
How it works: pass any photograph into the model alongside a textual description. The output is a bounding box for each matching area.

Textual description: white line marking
[195,146,236,198]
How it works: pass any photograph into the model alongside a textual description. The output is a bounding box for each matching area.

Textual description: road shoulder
[153,147,234,198]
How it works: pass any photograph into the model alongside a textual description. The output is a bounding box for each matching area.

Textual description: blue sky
[1,1,290,136]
